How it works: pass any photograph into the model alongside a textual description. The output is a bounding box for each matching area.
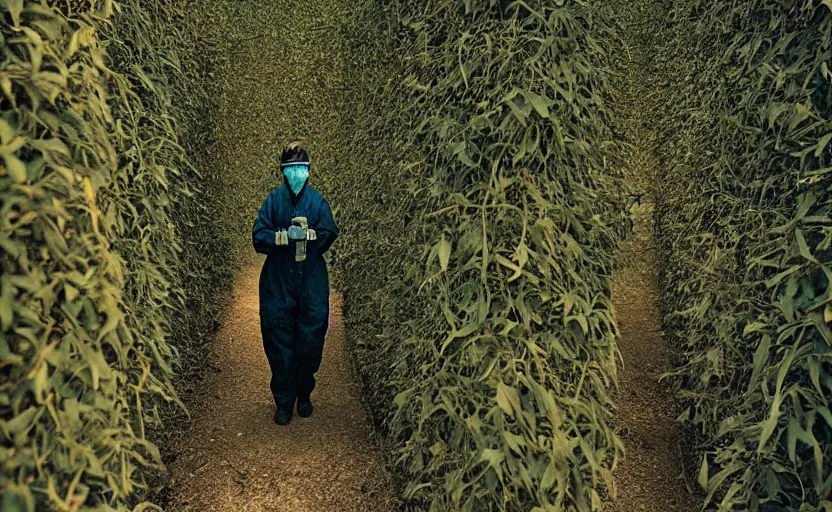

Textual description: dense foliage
[10,0,830,510]
[654,1,832,509]
[0,0,227,509]
[334,1,627,510]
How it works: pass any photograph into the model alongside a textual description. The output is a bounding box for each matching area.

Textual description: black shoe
[297,399,313,418]
[273,407,292,425]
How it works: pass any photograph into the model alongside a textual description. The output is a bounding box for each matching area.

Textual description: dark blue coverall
[252,183,339,410]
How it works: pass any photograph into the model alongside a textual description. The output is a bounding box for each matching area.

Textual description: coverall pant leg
[261,293,300,410]
[295,268,329,401]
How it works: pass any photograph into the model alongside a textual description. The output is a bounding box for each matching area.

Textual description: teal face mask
[282,163,309,195]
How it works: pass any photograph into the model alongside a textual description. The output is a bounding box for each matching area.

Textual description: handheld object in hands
[291,217,308,262]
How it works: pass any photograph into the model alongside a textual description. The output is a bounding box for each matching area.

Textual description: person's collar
[286,180,307,203]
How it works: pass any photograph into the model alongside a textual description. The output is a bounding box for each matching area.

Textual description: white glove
[275,230,289,246]
[306,228,317,241]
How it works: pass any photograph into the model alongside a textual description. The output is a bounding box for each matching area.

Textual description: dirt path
[609,202,695,511]
[166,263,395,511]
[606,1,697,509]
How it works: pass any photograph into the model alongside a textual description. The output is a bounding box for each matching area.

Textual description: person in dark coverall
[252,140,339,425]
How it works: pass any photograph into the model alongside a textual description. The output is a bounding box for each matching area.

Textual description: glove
[307,228,317,241]
[287,225,307,240]
[274,230,289,246]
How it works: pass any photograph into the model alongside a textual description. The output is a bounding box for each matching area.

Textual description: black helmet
[281,139,310,167]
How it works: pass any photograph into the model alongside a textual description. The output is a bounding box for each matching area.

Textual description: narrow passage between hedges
[607,1,697,509]
[166,265,394,511]
[163,0,394,508]
[608,196,695,511]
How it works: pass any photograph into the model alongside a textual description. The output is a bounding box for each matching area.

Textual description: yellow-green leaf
[496,381,520,418]
[438,235,450,271]
[4,153,27,183]
[5,0,23,27]
[698,454,709,489]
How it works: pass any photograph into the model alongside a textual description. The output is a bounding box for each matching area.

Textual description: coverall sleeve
[252,193,280,255]
[314,198,339,254]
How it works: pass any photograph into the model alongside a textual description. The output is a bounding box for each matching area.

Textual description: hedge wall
[0,0,228,509]
[334,1,627,510]
[654,1,832,509]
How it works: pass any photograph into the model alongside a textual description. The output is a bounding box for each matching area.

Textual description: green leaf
[458,150,476,168]
[438,235,450,271]
[743,322,767,336]
[747,335,771,393]
[31,137,70,157]
[815,132,832,158]
[758,344,799,453]
[4,153,27,183]
[64,283,79,302]
[32,363,49,403]
[531,378,560,428]
[4,406,38,437]
[5,0,23,27]
[99,0,114,17]
[698,454,709,489]
[786,417,814,464]
[757,401,781,453]
[0,119,14,145]
[765,265,801,289]
[795,229,818,263]
[87,349,112,390]
[494,254,523,281]
[0,274,13,332]
[495,382,520,418]
[787,103,811,133]
[568,314,588,334]
[1,484,34,512]
[524,91,550,119]
[540,460,557,490]
[479,449,504,480]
